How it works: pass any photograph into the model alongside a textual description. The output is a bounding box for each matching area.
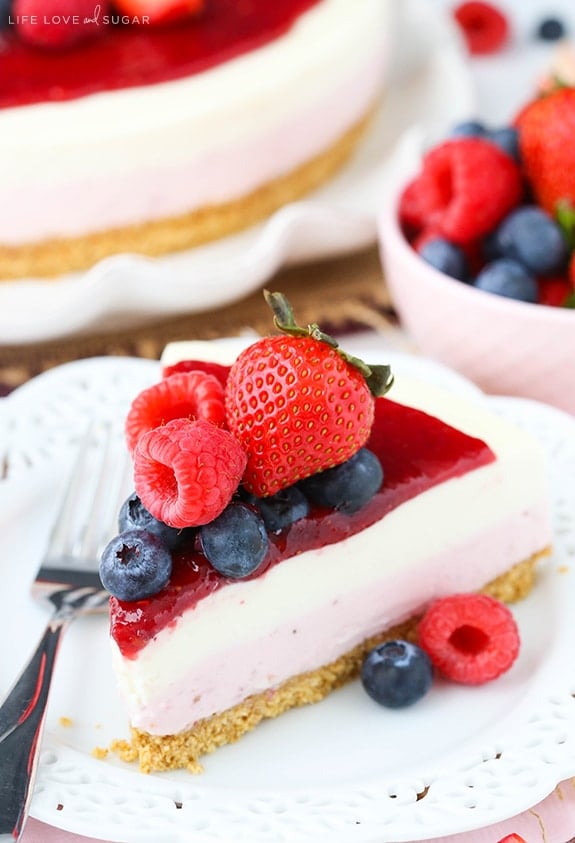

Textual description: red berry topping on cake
[412,138,522,244]
[225,292,393,497]
[516,87,575,216]
[14,0,109,49]
[418,593,520,684]
[133,417,247,529]
[453,1,509,55]
[114,0,204,26]
[125,370,226,454]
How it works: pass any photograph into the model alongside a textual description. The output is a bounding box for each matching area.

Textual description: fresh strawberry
[413,138,523,244]
[114,0,204,26]
[125,370,226,454]
[134,418,246,528]
[496,836,528,843]
[162,359,229,389]
[14,0,109,48]
[537,276,571,307]
[418,593,520,685]
[570,252,575,289]
[453,1,509,55]
[225,292,393,497]
[516,87,575,215]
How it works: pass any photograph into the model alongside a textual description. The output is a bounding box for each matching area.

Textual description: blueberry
[298,448,383,515]
[99,529,172,601]
[119,492,182,550]
[482,229,502,263]
[494,206,569,275]
[242,485,309,533]
[361,640,433,709]
[199,502,268,578]
[418,237,469,281]
[450,119,487,139]
[536,17,566,41]
[474,258,537,303]
[487,126,520,162]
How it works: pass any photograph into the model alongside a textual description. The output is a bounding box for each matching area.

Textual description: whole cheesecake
[103,331,552,774]
[0,0,392,280]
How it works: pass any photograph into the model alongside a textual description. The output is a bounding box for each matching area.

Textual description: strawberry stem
[263,290,394,397]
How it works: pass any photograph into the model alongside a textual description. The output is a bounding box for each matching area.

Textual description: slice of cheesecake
[106,340,552,773]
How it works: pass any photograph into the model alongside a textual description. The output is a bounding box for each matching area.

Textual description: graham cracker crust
[112,548,550,774]
[0,109,374,281]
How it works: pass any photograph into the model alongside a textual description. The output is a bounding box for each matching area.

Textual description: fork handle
[0,615,69,839]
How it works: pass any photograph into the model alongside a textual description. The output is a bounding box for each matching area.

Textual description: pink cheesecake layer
[0,53,383,244]
[129,502,549,735]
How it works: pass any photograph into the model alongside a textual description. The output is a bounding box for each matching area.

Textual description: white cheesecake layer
[112,363,552,736]
[0,0,391,244]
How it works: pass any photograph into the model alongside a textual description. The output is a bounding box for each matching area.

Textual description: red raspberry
[453,2,509,55]
[125,371,226,454]
[134,418,247,529]
[398,178,431,235]
[418,593,520,685]
[415,138,523,244]
[14,0,109,49]
[162,359,229,389]
[537,276,571,307]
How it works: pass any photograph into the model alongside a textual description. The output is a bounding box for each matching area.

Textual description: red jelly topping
[0,0,321,108]
[110,396,496,658]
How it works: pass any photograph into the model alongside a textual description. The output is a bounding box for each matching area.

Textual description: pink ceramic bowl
[377,141,575,416]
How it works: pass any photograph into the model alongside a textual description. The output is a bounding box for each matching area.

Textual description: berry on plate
[99,529,172,601]
[199,502,268,579]
[242,485,310,534]
[418,593,520,684]
[496,835,528,843]
[298,447,383,515]
[118,492,182,549]
[125,369,226,454]
[14,0,109,48]
[162,358,229,388]
[404,138,522,244]
[535,16,566,42]
[133,417,247,529]
[452,1,509,55]
[114,0,204,27]
[361,640,433,709]
[225,292,393,497]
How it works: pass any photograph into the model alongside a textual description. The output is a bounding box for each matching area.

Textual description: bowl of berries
[377,86,575,416]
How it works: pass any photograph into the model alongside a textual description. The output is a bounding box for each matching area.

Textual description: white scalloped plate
[1,349,575,843]
[0,0,475,344]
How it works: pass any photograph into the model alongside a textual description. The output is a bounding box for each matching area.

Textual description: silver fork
[0,423,132,841]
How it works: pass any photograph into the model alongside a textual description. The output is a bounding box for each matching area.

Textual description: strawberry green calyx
[556,199,575,249]
[263,290,394,397]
